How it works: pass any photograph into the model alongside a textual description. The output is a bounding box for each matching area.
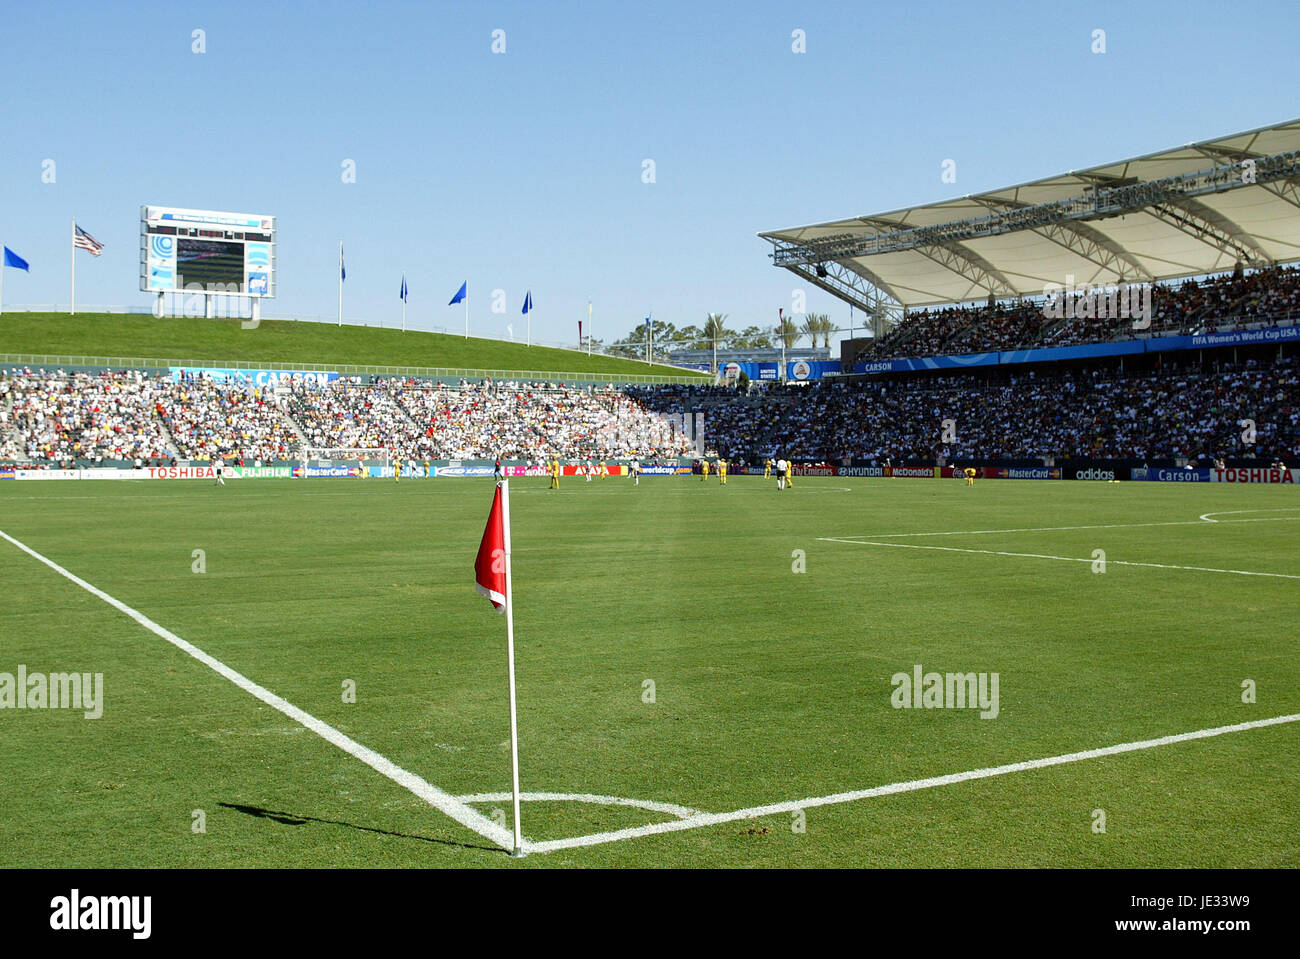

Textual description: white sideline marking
[0,527,514,853]
[818,538,1300,579]
[527,713,1300,854]
[457,791,704,819]
[1199,507,1300,524]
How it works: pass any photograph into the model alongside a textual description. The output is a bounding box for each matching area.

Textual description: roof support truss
[770,150,1300,265]
[913,242,1018,299]
[971,197,1155,283]
[768,244,903,338]
[1146,196,1272,267]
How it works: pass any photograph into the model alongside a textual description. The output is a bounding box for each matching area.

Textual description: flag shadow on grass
[218,802,504,854]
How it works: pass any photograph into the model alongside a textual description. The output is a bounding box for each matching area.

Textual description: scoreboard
[140,206,276,298]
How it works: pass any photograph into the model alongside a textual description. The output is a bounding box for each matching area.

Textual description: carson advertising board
[170,367,339,388]
[1130,467,1211,482]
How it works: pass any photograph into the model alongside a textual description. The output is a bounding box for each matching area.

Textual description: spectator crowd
[633,357,1300,464]
[866,264,1300,360]
[0,369,692,467]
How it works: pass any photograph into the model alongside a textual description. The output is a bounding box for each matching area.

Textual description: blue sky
[2,0,1297,350]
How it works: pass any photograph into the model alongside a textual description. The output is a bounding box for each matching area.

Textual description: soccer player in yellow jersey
[550,458,560,489]
[719,459,727,485]
[784,460,794,488]
[701,459,710,481]
[965,466,976,486]
[394,457,401,483]
[599,460,608,479]
[764,459,772,478]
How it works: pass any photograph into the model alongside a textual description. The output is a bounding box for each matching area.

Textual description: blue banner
[853,325,1300,374]
[786,360,839,381]
[1144,325,1300,353]
[1129,467,1211,482]
[171,367,339,388]
[853,353,999,374]
[1000,340,1145,364]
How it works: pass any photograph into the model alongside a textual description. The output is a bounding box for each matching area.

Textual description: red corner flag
[474,484,507,612]
[472,480,525,857]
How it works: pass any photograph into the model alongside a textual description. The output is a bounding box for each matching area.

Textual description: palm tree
[776,315,800,349]
[704,313,730,371]
[805,313,836,348]
[703,312,729,347]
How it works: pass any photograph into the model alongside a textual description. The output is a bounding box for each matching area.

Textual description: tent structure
[760,119,1300,338]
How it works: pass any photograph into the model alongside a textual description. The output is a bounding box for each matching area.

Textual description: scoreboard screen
[140,206,276,298]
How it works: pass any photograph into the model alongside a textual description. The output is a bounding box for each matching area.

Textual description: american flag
[73,224,104,256]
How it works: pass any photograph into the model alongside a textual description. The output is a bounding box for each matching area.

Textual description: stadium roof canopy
[760,119,1300,328]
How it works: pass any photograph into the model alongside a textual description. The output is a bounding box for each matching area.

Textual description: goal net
[299,447,390,470]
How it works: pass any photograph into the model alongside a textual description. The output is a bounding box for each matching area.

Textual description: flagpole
[70,219,76,316]
[499,479,525,857]
[337,241,343,327]
[401,274,407,333]
[464,293,469,339]
[0,246,5,316]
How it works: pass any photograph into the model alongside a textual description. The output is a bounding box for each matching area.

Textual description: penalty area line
[817,537,1300,579]
[529,712,1300,854]
[827,515,1300,540]
[0,527,515,854]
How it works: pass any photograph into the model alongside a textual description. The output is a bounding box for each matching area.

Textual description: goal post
[298,447,390,474]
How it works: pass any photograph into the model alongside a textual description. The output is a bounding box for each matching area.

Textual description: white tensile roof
[761,119,1300,310]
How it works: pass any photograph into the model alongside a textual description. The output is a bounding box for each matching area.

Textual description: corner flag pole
[500,479,524,856]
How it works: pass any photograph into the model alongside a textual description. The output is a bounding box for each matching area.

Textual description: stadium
[0,7,1296,931]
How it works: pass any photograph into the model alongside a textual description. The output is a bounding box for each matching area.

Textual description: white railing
[0,352,709,386]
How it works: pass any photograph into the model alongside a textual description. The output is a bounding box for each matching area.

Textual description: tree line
[600,313,836,359]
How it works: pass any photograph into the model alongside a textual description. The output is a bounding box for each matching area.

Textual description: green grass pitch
[1,474,1296,867]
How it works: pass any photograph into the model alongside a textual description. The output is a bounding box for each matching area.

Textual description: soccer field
[1,475,1297,868]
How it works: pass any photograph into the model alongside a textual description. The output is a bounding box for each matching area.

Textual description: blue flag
[3,247,30,272]
[400,275,407,302]
[522,290,532,314]
[340,244,346,282]
[449,281,467,305]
